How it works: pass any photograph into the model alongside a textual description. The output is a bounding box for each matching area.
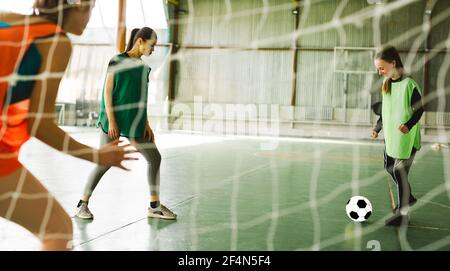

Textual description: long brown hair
[375,45,405,94]
[33,0,94,25]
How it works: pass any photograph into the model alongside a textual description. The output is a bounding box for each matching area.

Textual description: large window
[1,0,169,124]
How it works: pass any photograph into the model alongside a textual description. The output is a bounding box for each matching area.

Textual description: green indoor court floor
[0,128,449,251]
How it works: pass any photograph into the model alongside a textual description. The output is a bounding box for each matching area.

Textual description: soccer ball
[346,196,372,222]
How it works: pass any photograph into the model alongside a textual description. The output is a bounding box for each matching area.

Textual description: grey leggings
[83,132,161,198]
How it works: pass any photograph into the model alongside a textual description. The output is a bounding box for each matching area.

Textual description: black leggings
[384,148,417,209]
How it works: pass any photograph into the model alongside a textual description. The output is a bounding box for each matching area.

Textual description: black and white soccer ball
[346,196,372,222]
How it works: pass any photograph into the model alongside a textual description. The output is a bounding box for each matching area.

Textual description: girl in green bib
[75,27,177,220]
[372,46,424,226]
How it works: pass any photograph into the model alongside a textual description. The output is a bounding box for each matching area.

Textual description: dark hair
[33,0,94,25]
[125,27,157,52]
[375,45,405,94]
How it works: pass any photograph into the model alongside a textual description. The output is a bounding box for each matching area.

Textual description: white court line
[167,129,384,147]
[73,196,196,248]
[419,199,450,209]
[73,217,146,248]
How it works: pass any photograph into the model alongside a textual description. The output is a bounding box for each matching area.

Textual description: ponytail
[126,28,140,52]
[382,78,392,94]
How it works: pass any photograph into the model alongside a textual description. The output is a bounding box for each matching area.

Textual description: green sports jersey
[382,77,422,159]
[97,53,150,138]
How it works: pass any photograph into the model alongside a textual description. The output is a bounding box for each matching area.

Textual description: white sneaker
[148,204,177,220]
[75,201,94,220]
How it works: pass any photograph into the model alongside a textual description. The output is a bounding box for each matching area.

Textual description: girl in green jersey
[372,45,424,227]
[75,27,177,220]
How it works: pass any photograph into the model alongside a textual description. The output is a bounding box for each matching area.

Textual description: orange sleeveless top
[0,21,63,175]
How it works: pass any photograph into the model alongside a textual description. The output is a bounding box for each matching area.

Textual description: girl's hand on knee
[108,121,120,140]
[145,123,155,142]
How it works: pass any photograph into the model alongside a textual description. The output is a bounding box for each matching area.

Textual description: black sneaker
[385,212,409,227]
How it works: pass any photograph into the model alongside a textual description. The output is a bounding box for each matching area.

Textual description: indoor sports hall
[0,0,449,251]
